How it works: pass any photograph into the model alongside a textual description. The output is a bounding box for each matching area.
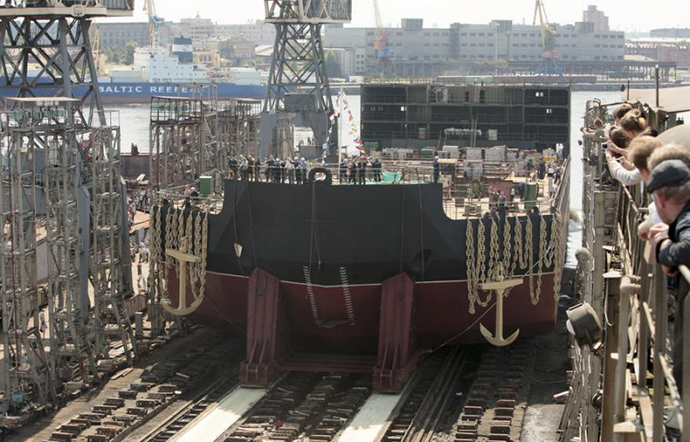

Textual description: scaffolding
[38,99,98,386]
[218,99,261,159]
[149,96,229,191]
[90,126,136,365]
[0,102,57,412]
[0,0,135,418]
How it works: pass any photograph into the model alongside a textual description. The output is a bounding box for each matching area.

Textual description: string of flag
[336,89,365,153]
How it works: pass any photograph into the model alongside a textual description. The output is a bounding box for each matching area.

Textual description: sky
[132,0,688,33]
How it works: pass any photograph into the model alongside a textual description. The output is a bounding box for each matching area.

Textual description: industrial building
[324,6,626,77]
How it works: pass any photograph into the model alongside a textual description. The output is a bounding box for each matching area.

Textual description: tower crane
[143,0,162,47]
[373,0,393,76]
[532,0,562,75]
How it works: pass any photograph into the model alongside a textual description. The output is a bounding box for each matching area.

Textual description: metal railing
[610,173,690,441]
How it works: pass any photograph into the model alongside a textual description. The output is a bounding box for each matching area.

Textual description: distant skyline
[125,0,688,32]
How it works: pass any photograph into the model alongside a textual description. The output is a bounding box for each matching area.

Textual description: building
[216,36,256,66]
[651,28,690,39]
[215,21,276,46]
[324,19,451,77]
[582,5,609,32]
[180,15,215,49]
[96,21,149,48]
[324,10,625,77]
[627,38,690,69]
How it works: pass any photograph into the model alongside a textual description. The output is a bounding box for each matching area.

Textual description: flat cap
[647,159,690,193]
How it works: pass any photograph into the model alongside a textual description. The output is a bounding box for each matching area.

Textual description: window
[478,32,485,36]
[470,32,476,36]
[546,108,553,114]
[535,91,544,97]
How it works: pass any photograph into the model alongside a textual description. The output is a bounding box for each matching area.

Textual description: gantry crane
[144,0,163,47]
[373,0,393,76]
[532,0,562,75]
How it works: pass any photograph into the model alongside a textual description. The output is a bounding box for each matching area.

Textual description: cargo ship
[149,83,571,390]
[0,81,266,104]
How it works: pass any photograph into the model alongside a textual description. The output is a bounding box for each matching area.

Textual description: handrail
[613,178,690,439]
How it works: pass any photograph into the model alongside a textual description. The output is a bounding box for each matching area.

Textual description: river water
[109,90,623,268]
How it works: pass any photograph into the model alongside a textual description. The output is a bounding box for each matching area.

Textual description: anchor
[162,236,204,316]
[478,277,524,347]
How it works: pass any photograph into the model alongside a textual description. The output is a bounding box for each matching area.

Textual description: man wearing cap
[649,159,690,391]
[650,159,690,274]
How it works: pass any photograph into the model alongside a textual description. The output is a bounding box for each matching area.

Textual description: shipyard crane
[532,0,562,75]
[373,0,394,76]
[144,0,163,47]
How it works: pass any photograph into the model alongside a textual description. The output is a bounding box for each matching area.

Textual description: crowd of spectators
[584,102,690,388]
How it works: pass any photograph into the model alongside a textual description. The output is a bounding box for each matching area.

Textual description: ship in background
[0,37,266,104]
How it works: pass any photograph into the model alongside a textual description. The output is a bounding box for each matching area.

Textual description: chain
[466,219,478,314]
[526,215,537,305]
[149,207,162,302]
[553,213,564,300]
[199,214,208,301]
[535,214,547,303]
[513,216,524,270]
[503,217,512,277]
[488,217,500,281]
[466,220,498,314]
[190,213,201,299]
[477,219,486,284]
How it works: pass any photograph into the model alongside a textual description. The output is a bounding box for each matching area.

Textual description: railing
[611,182,690,440]
[155,162,561,220]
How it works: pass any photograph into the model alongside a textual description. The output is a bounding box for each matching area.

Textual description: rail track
[57,333,537,442]
[42,328,241,442]
[138,368,240,441]
[453,340,536,442]
[377,347,475,442]
[220,372,372,442]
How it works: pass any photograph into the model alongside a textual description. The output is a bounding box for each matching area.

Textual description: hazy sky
[131,0,687,32]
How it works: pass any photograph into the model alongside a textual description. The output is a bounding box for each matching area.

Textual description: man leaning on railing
[648,159,690,391]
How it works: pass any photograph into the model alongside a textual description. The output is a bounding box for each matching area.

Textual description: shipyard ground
[9,268,576,442]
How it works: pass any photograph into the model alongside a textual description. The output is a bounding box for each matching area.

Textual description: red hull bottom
[168,270,558,352]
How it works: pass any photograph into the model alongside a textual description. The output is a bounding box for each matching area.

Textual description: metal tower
[261,0,351,159]
[0,1,134,127]
[41,99,99,385]
[0,1,135,414]
[0,100,58,410]
[90,125,137,365]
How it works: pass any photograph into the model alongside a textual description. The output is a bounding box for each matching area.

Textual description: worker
[372,158,382,182]
[358,157,368,185]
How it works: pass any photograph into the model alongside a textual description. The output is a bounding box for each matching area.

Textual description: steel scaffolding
[218,99,261,159]
[0,102,57,411]
[39,100,98,386]
[90,126,136,365]
[149,96,225,191]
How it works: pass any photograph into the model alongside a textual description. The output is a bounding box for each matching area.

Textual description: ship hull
[168,270,557,351]
[157,179,567,351]
[0,82,266,104]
